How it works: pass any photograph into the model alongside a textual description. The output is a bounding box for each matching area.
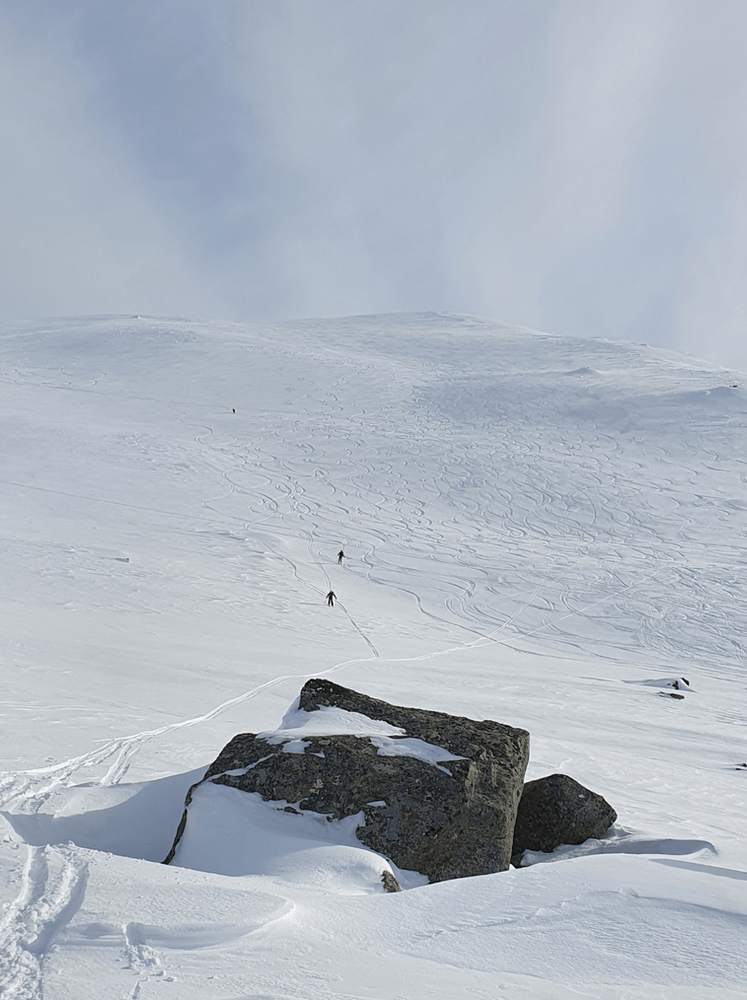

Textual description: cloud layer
[2,1,747,370]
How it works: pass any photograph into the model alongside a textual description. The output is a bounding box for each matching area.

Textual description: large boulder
[165,678,530,882]
[511,773,617,866]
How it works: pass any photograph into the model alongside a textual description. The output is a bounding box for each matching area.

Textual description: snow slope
[0,312,745,998]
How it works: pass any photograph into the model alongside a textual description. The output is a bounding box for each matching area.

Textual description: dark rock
[165,678,530,882]
[381,871,403,892]
[511,773,617,867]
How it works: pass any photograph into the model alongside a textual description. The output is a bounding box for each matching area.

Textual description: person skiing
[326,590,336,607]
[337,549,345,564]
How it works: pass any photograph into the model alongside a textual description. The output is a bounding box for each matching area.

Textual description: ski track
[2,320,747,999]
[0,845,88,1000]
[122,921,173,997]
[3,331,746,809]
[0,555,595,822]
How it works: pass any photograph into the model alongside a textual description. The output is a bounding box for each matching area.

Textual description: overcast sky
[2,1,747,371]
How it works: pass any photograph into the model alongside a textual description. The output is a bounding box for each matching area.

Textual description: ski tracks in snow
[0,844,88,999]
[121,921,173,997]
[0,352,674,817]
[0,563,564,819]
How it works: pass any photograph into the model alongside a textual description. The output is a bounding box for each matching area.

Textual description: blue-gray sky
[2,1,747,370]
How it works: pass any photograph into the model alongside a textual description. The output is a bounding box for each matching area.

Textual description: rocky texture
[511,773,617,866]
[381,871,403,893]
[165,678,530,882]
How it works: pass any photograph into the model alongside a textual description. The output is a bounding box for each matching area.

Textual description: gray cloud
[0,6,219,318]
[2,1,747,371]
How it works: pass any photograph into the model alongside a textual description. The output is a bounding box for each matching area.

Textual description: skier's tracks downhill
[0,843,88,1000]
[0,392,661,816]
[1,560,647,819]
[303,524,381,659]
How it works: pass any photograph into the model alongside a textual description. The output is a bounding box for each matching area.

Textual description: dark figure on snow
[326,590,336,607]
[337,549,345,564]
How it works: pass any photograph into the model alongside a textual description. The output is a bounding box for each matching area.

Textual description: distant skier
[326,590,336,607]
[337,549,345,564]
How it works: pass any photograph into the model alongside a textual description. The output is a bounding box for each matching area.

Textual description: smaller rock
[381,871,403,893]
[511,773,617,867]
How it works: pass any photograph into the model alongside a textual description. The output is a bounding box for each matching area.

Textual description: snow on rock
[169,781,407,892]
[165,678,530,882]
[261,703,407,740]
[368,733,464,772]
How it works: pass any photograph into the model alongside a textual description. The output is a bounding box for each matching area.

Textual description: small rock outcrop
[165,678,530,882]
[511,773,617,866]
[381,871,403,892]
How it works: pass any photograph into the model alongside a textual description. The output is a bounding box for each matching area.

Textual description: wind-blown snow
[368,733,463,770]
[0,312,745,998]
[264,704,407,740]
[261,703,463,770]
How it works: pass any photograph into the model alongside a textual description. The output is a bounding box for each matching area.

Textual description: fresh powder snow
[0,312,745,999]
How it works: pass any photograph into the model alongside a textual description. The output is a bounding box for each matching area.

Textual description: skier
[326,590,336,607]
[337,549,345,564]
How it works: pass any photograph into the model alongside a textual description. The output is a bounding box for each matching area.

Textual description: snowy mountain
[0,312,745,999]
